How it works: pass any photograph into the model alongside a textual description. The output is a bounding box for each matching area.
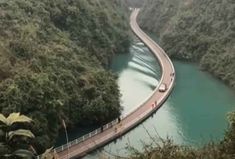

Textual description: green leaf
[6,113,32,126]
[0,142,4,147]
[13,149,34,158]
[8,129,35,140]
[0,114,7,125]
[41,147,54,159]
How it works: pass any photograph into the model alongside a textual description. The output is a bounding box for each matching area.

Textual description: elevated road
[54,8,175,159]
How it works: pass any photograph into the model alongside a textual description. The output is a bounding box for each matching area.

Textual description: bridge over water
[49,8,175,159]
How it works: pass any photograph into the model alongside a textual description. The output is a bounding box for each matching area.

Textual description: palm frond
[8,129,35,140]
[0,142,5,147]
[0,114,7,125]
[6,113,32,126]
[41,147,56,159]
[12,149,34,158]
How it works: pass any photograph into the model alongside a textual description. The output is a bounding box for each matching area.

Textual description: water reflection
[85,101,185,159]
[110,39,161,115]
[84,37,235,159]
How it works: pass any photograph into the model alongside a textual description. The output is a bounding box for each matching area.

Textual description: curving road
[55,8,175,159]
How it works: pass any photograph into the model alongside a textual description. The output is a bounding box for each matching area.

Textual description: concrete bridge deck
[54,8,175,159]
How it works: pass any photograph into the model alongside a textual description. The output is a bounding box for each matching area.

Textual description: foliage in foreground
[124,112,235,159]
[0,113,35,158]
[0,113,59,158]
[0,0,130,153]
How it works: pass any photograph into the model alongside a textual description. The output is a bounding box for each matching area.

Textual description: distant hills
[138,0,235,89]
[121,2,235,158]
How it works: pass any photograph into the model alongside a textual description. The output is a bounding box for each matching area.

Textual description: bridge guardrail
[38,118,120,157]
[37,8,175,159]
[36,118,119,158]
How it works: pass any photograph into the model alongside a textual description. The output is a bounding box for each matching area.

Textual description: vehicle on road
[159,83,167,92]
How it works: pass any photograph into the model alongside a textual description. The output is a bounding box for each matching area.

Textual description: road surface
[55,8,175,159]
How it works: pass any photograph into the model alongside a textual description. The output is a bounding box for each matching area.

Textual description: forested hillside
[123,0,145,8]
[0,0,130,152]
[114,1,235,158]
[139,0,235,88]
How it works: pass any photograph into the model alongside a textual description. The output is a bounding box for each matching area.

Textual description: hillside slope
[123,0,145,8]
[0,0,130,152]
[124,112,235,158]
[139,0,235,88]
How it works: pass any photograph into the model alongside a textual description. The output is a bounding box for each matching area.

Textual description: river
[82,36,235,158]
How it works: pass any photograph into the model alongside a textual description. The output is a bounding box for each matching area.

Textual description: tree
[40,147,58,159]
[0,113,35,158]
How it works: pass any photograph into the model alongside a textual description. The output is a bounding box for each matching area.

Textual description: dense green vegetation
[0,0,130,153]
[139,0,235,88]
[122,112,235,159]
[0,113,57,159]
[113,0,235,158]
[122,0,145,8]
[0,113,35,158]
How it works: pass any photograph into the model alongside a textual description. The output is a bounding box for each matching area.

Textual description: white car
[159,83,167,92]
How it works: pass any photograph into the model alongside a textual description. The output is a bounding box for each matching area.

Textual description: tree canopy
[139,0,235,88]
[0,0,130,153]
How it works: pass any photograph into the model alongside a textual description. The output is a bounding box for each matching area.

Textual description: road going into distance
[53,8,175,159]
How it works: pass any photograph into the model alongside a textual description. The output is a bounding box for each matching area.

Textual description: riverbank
[83,36,235,159]
[138,0,235,90]
[0,0,130,153]
[53,9,175,158]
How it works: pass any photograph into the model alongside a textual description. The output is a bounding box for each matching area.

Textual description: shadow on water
[56,37,161,146]
[109,36,143,74]
[133,78,157,90]
[132,56,159,76]
[55,125,99,147]
[83,33,235,159]
[128,64,158,80]
[127,50,161,81]
[111,40,161,78]
[110,49,133,74]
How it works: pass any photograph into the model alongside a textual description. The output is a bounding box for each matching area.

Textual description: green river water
[82,37,235,158]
